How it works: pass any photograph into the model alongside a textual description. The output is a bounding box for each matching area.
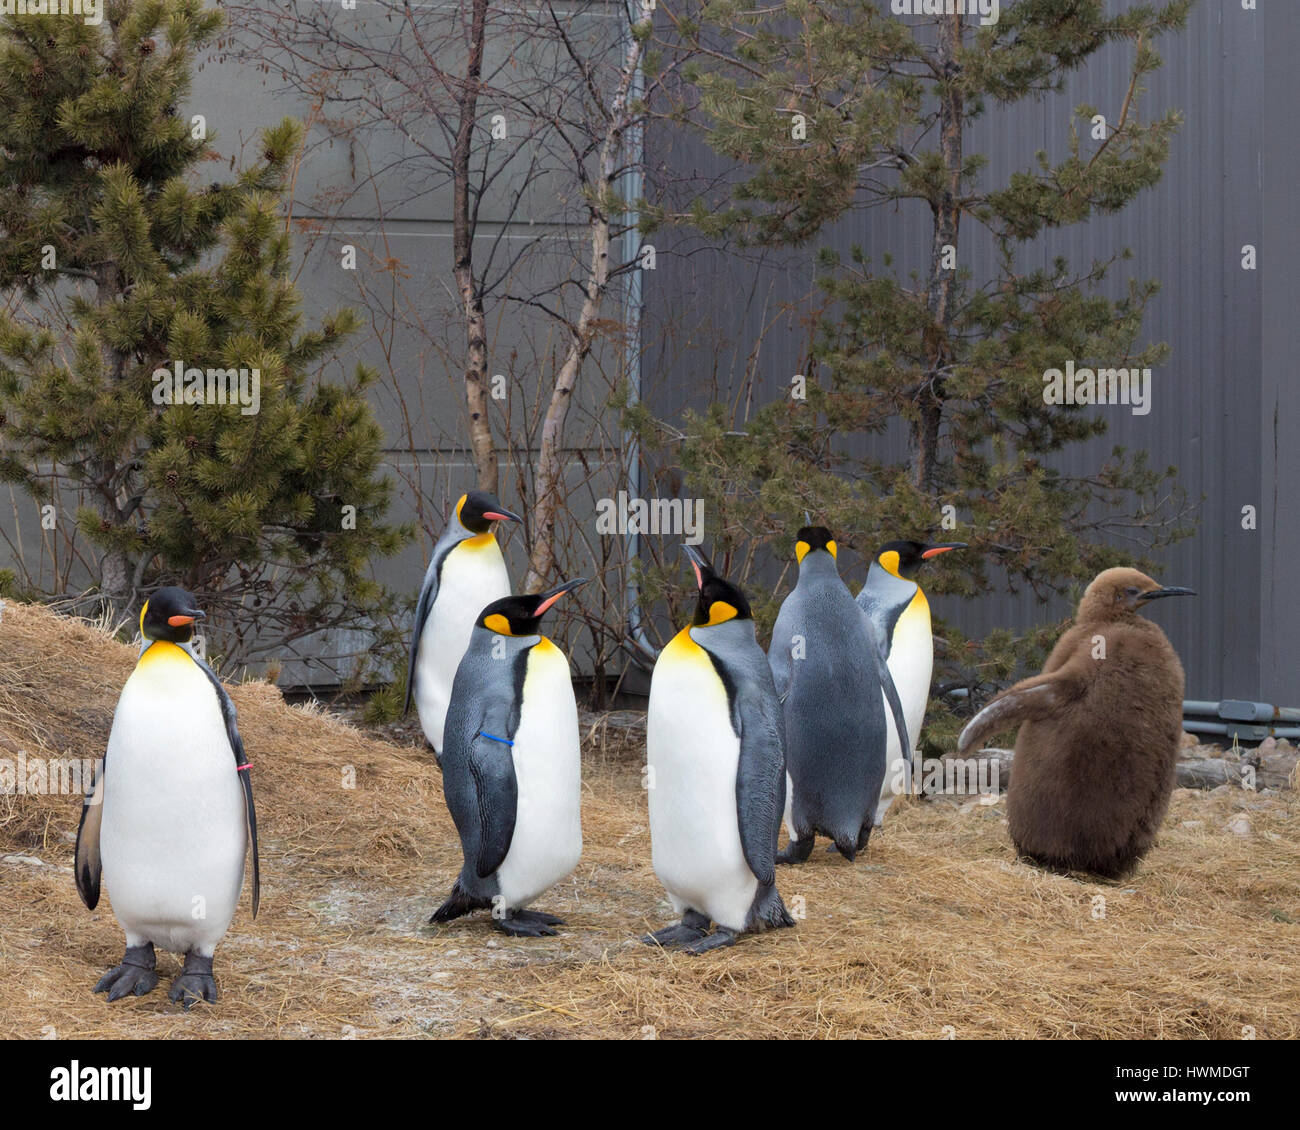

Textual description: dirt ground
[1,600,1297,1039]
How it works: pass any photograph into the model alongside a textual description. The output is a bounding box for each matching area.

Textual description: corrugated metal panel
[643,0,1279,701]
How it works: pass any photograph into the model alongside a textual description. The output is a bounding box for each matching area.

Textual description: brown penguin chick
[957,567,1195,879]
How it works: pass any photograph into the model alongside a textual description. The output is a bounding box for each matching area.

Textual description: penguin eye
[1125,586,1140,597]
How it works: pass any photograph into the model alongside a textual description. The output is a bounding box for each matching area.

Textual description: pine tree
[637,0,1195,737]
[0,0,409,668]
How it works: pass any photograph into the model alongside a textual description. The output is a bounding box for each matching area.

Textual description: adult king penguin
[857,539,965,825]
[644,545,793,953]
[770,527,910,863]
[405,489,522,757]
[957,567,1194,878]
[430,579,587,937]
[75,588,259,1009]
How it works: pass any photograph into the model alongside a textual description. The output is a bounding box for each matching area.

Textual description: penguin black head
[683,544,752,627]
[140,586,205,644]
[478,578,588,636]
[457,490,523,535]
[876,539,967,580]
[794,526,837,564]
[1079,566,1196,623]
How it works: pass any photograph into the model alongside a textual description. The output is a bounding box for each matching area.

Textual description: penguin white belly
[100,645,246,956]
[877,601,933,821]
[495,639,582,908]
[416,538,510,751]
[648,634,757,932]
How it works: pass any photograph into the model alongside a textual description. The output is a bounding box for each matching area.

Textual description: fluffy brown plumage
[958,567,1194,879]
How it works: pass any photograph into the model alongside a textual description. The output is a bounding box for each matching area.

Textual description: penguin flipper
[734,683,788,888]
[957,669,1080,756]
[872,633,911,767]
[403,551,443,716]
[465,730,518,878]
[191,652,260,919]
[74,757,105,910]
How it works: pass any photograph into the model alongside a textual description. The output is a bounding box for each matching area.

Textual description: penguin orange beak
[167,611,205,627]
[921,542,967,559]
[534,577,588,615]
[483,506,522,524]
[681,544,714,589]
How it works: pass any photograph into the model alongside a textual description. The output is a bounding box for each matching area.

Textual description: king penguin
[770,527,910,863]
[75,587,259,1009]
[644,545,793,953]
[857,539,965,825]
[405,489,522,757]
[430,578,587,937]
[957,567,1194,878]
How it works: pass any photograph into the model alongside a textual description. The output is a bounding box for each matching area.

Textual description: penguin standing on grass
[644,545,792,953]
[769,527,909,863]
[857,539,965,825]
[405,490,522,757]
[430,579,587,937]
[75,588,259,1009]
[957,567,1193,878]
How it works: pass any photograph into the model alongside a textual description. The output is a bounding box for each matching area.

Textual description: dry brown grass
[1,599,1297,1039]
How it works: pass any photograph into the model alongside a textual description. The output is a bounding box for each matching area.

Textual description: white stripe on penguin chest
[647,633,756,931]
[495,640,582,908]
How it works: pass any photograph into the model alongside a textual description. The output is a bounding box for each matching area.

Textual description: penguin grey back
[770,552,888,847]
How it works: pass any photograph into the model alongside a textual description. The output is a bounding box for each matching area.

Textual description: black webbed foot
[93,943,158,1001]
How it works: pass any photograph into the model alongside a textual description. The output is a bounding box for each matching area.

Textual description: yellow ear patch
[705,600,738,626]
[826,540,838,559]
[138,600,149,638]
[879,549,902,578]
[795,541,810,563]
[483,613,513,636]
[455,493,468,521]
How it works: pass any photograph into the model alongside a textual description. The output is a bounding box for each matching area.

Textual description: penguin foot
[641,910,711,949]
[641,923,707,949]
[776,836,815,865]
[493,909,560,938]
[512,909,565,927]
[168,952,217,1011]
[679,928,738,955]
[93,943,158,1001]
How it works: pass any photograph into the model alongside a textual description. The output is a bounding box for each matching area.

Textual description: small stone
[1180,820,1204,830]
[1225,815,1253,838]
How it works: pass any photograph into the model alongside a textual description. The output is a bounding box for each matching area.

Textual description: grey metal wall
[641,0,1297,704]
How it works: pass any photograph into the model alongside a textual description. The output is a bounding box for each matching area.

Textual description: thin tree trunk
[915,12,963,494]
[453,0,498,495]
[522,30,644,592]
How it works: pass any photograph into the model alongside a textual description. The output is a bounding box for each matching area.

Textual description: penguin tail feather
[746,883,795,933]
[430,878,492,923]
